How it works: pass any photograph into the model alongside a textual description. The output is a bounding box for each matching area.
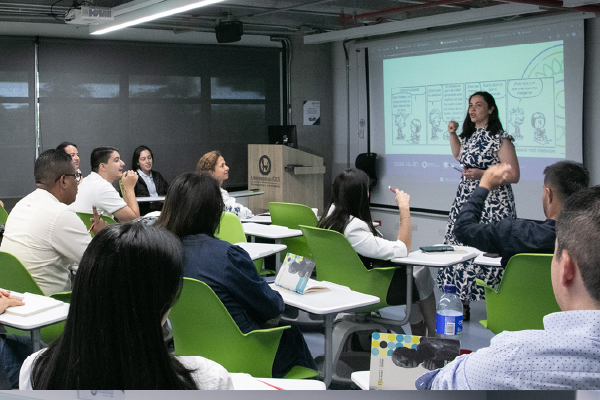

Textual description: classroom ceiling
[0,0,598,38]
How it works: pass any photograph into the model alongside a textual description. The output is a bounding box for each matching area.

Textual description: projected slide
[384,41,564,159]
[368,16,584,218]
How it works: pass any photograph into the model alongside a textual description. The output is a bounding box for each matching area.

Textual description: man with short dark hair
[71,146,139,221]
[453,160,589,266]
[56,141,81,175]
[0,150,106,295]
[417,186,600,389]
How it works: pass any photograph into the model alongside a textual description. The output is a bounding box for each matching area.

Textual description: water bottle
[436,284,463,340]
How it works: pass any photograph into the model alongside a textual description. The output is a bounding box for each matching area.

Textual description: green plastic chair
[215,212,273,276]
[169,278,318,379]
[269,202,318,259]
[300,225,417,384]
[476,253,560,334]
[0,204,8,225]
[300,225,417,313]
[0,251,69,344]
[75,212,115,237]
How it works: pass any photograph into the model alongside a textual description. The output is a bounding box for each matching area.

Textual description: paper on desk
[230,373,277,390]
[3,292,63,317]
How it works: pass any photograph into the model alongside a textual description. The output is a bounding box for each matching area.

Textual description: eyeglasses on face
[55,173,83,183]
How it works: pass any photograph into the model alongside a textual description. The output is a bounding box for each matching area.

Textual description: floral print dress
[436,127,517,301]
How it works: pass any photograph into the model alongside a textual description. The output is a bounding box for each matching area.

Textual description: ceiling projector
[65,6,114,25]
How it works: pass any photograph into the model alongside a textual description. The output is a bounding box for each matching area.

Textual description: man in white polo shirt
[1,150,106,295]
[71,146,139,222]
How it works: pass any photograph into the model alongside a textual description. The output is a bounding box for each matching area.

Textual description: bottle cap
[444,284,457,294]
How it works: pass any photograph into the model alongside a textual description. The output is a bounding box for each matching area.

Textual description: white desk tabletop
[234,242,287,260]
[0,302,69,330]
[230,373,326,390]
[351,370,370,390]
[474,252,502,267]
[242,223,302,239]
[269,280,379,315]
[390,245,480,266]
[240,215,272,224]
[229,190,265,198]
[136,196,165,202]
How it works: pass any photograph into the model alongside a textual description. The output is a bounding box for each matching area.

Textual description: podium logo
[259,155,271,176]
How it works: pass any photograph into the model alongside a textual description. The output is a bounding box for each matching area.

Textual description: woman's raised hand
[395,190,410,210]
[448,121,459,135]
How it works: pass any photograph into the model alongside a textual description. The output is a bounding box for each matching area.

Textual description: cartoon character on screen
[509,107,525,140]
[408,119,421,144]
[532,112,549,144]
[394,112,409,141]
[429,109,442,141]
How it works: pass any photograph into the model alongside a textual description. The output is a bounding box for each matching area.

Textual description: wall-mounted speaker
[215,20,243,43]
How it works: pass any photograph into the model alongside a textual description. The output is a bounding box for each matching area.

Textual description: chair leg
[329,318,394,384]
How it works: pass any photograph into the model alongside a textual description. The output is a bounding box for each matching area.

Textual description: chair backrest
[215,212,270,275]
[0,204,8,225]
[75,212,116,237]
[169,278,285,377]
[40,291,72,345]
[300,225,403,312]
[215,212,247,244]
[483,253,560,334]
[0,251,44,295]
[270,202,318,259]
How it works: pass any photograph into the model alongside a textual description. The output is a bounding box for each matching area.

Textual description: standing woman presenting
[439,91,520,320]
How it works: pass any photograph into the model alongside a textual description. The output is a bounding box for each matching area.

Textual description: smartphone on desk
[420,245,454,253]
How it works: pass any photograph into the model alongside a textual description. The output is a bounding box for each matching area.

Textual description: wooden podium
[248,144,325,215]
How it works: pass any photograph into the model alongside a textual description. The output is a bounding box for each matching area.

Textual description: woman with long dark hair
[319,169,436,337]
[19,223,232,389]
[158,172,317,378]
[131,145,169,215]
[442,91,520,319]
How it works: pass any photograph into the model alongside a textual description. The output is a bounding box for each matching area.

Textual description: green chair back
[40,291,72,344]
[215,212,248,244]
[270,202,318,259]
[300,225,412,313]
[0,251,44,296]
[476,253,560,334]
[75,212,115,237]
[216,212,272,275]
[0,204,8,225]
[0,251,69,344]
[169,278,317,379]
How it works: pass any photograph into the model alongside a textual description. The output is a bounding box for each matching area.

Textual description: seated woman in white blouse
[196,150,254,219]
[318,168,436,337]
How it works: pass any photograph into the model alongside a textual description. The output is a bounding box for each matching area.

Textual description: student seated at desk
[158,172,317,378]
[0,289,34,389]
[319,169,437,337]
[196,150,254,219]
[19,223,232,390]
[131,145,169,215]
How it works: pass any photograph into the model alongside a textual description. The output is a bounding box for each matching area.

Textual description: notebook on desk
[3,292,63,317]
[274,253,329,294]
[369,333,460,390]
